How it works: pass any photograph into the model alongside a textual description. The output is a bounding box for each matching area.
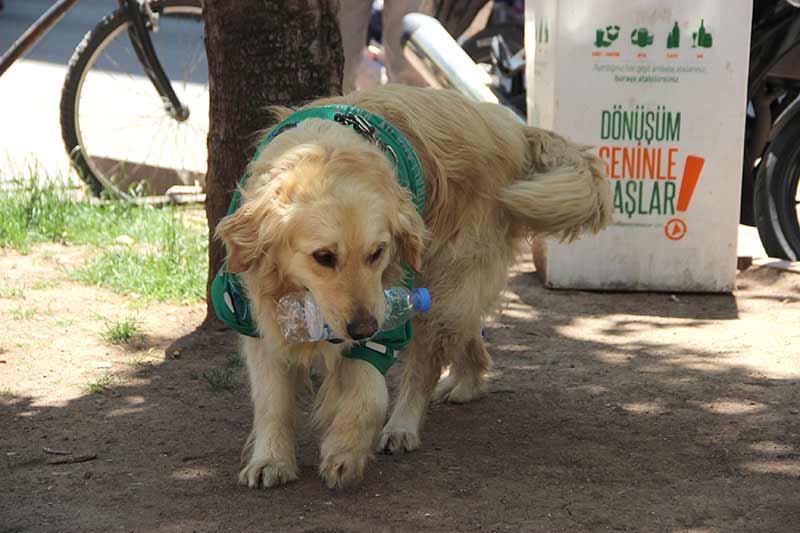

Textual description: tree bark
[202,0,343,327]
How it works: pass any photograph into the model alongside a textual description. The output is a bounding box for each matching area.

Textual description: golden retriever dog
[216,84,611,489]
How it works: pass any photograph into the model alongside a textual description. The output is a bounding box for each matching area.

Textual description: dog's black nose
[346,310,378,340]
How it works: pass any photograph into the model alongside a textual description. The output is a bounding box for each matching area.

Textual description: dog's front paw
[239,459,298,489]
[319,450,368,489]
[379,426,420,454]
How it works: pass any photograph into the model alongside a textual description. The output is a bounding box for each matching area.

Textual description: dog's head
[216,120,425,341]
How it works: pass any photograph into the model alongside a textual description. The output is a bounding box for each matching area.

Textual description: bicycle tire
[60,0,204,198]
[753,116,800,260]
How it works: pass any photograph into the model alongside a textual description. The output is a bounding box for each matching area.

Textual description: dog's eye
[368,246,384,264]
[312,250,336,268]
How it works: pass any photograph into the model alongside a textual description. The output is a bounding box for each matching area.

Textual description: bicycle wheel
[753,116,800,260]
[60,0,206,199]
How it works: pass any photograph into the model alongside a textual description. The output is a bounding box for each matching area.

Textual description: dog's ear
[215,203,264,273]
[215,191,283,274]
[216,144,324,274]
[214,106,297,273]
[394,196,426,272]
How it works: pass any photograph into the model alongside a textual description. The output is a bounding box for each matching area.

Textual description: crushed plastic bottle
[275,286,431,343]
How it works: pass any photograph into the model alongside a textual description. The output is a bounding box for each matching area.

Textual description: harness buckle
[335,112,377,142]
[334,112,398,165]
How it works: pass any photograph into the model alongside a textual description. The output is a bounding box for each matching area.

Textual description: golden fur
[215,85,611,489]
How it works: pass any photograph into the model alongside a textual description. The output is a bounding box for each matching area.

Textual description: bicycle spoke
[80,111,164,135]
[154,120,173,170]
[183,125,192,179]
[125,114,167,171]
[90,63,164,106]
[153,116,179,168]
[185,119,208,137]
[99,43,141,76]
[183,40,206,87]
[169,122,181,178]
[98,46,149,85]
[79,118,170,137]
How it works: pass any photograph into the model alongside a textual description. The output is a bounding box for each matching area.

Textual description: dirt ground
[1,244,799,532]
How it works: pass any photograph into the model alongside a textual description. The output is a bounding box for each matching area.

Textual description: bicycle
[0,0,206,201]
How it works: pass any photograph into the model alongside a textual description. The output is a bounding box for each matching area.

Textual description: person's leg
[338,0,373,93]
[381,0,435,86]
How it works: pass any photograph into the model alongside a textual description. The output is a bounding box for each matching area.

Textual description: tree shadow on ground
[2,265,799,531]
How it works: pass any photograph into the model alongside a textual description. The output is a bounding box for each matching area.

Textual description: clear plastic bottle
[275,286,431,343]
[274,291,333,343]
[380,286,431,331]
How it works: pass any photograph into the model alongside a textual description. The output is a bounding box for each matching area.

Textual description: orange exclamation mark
[677,155,705,212]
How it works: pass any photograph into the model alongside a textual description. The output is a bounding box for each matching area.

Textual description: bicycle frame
[0,0,80,77]
[119,0,189,120]
[0,0,189,120]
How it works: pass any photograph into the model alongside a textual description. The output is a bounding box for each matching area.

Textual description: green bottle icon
[594,25,620,48]
[667,22,680,49]
[692,19,713,48]
[631,27,654,48]
[594,29,606,47]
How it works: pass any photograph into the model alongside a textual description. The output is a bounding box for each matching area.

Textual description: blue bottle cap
[412,288,431,313]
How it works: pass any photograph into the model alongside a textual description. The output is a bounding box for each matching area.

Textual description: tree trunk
[202,0,343,327]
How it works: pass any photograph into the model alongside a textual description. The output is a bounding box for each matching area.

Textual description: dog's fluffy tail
[497,127,612,241]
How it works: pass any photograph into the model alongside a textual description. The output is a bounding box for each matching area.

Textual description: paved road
[0,0,207,185]
[1,1,114,181]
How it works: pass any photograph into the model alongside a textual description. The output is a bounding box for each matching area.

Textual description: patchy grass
[0,285,24,298]
[0,174,207,304]
[84,372,113,394]
[101,316,145,345]
[31,279,60,290]
[126,298,151,311]
[0,388,19,406]
[195,367,235,391]
[10,305,37,321]
[129,359,156,374]
[193,353,243,392]
[52,317,76,328]
[129,349,157,374]
[227,350,244,369]
[0,174,76,251]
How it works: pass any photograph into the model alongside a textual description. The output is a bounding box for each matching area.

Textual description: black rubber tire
[753,116,800,260]
[59,0,203,197]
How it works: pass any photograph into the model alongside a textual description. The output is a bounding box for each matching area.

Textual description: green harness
[211,105,426,375]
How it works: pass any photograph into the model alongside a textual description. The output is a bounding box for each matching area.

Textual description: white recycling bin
[526,0,753,292]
